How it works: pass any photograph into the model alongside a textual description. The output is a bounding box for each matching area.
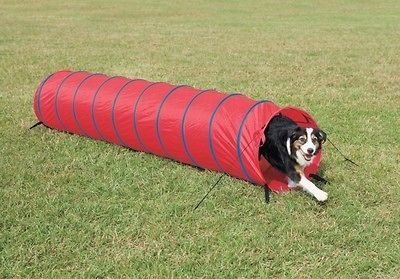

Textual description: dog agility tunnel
[33,70,322,192]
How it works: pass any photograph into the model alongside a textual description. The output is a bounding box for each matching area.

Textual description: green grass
[1,0,400,277]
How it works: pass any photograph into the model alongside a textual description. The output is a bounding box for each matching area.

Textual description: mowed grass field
[1,0,399,277]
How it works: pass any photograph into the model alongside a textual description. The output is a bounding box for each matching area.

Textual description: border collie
[259,115,328,202]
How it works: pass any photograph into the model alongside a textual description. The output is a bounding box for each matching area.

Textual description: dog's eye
[299,137,306,143]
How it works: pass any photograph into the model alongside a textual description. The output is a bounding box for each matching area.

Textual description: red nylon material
[33,70,322,192]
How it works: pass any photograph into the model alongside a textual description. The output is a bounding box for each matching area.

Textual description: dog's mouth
[300,150,314,161]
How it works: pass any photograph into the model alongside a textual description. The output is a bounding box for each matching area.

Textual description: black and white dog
[259,115,328,201]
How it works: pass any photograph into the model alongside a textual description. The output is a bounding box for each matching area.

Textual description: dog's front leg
[298,175,328,202]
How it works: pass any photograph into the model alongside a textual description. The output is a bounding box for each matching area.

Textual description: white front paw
[315,191,328,202]
[288,179,298,189]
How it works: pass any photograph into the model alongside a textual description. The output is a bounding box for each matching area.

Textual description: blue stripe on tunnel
[111,79,143,147]
[181,89,213,167]
[236,100,270,182]
[155,85,187,158]
[133,82,163,152]
[36,72,56,122]
[91,76,123,140]
[208,93,242,172]
[54,71,86,130]
[72,73,103,136]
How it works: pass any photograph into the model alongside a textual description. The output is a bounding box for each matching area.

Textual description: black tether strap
[194,174,225,210]
[29,121,43,129]
[264,185,270,204]
[194,126,262,210]
[327,138,359,167]
[310,173,328,184]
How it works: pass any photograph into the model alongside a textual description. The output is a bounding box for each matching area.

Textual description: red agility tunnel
[33,70,322,192]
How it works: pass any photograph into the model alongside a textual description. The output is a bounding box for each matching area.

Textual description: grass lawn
[1,0,399,277]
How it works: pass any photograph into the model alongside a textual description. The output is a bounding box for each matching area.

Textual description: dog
[259,114,328,201]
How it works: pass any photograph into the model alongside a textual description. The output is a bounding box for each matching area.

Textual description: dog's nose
[307,148,314,154]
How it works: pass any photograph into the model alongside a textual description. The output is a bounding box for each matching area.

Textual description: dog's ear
[316,129,327,144]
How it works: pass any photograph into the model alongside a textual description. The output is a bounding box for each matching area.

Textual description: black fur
[259,115,303,183]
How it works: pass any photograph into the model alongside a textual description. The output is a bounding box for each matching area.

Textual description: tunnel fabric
[33,70,322,192]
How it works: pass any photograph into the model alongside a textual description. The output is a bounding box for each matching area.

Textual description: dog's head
[286,127,326,167]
